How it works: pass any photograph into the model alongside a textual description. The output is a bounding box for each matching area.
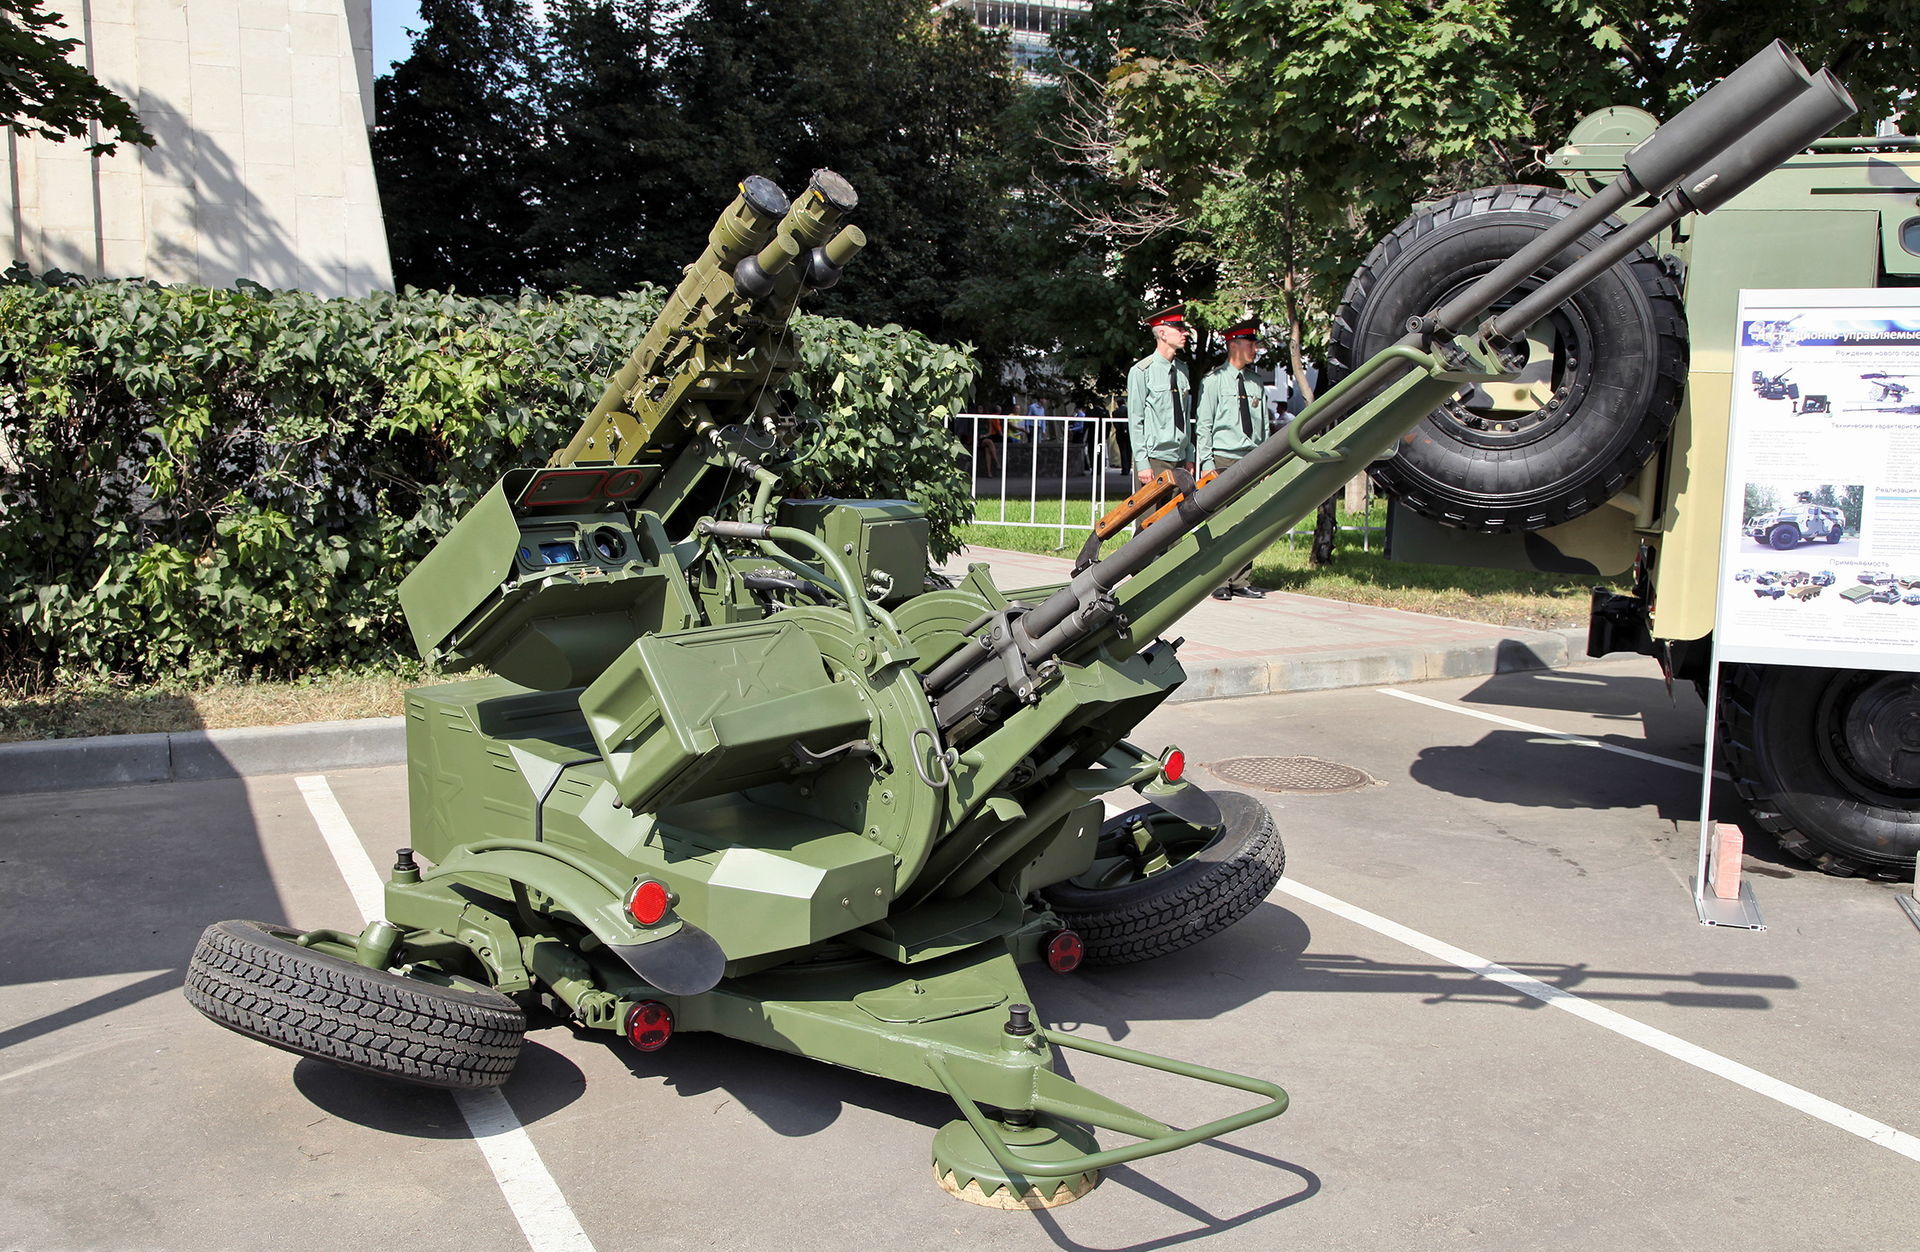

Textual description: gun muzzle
[804,226,866,290]
[1485,67,1857,341]
[1622,40,1812,197]
[734,233,803,300]
[1665,69,1856,215]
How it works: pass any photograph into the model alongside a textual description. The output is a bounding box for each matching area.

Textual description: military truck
[1748,491,1847,549]
[1336,106,1919,878]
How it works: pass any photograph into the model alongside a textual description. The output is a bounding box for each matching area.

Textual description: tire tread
[184,919,523,1089]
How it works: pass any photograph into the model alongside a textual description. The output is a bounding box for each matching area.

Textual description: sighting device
[188,44,1852,1207]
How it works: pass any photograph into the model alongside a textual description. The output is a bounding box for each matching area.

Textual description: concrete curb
[0,628,1598,795]
[0,717,405,796]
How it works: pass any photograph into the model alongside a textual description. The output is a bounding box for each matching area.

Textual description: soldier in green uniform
[1125,304,1194,486]
[1198,319,1269,600]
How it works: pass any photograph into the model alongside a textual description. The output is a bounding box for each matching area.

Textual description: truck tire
[1041,791,1283,965]
[1330,184,1686,532]
[1828,525,1844,544]
[1768,524,1801,550]
[184,919,524,1089]
[1719,664,1920,877]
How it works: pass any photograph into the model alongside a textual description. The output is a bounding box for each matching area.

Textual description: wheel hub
[1832,674,1920,793]
[1430,277,1589,450]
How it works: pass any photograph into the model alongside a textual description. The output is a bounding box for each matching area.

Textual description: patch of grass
[957,496,1611,630]
[0,661,432,743]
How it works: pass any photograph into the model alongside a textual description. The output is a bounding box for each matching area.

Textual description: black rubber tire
[1828,525,1844,544]
[1768,524,1800,551]
[1041,791,1284,965]
[1719,664,1920,878]
[184,919,524,1089]
[1331,184,1686,532]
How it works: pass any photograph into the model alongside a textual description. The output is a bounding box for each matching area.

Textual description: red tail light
[1045,929,1084,974]
[626,879,671,926]
[625,1000,673,1051]
[1163,749,1186,782]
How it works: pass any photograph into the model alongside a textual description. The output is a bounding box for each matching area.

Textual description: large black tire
[1331,184,1687,532]
[1828,525,1844,544]
[184,919,524,1089]
[1720,665,1920,877]
[1041,791,1283,965]
[1768,524,1801,551]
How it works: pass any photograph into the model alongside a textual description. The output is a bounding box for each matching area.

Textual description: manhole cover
[1207,755,1376,795]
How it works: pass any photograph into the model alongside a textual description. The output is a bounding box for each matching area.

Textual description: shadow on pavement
[1032,1141,1322,1251]
[1456,666,1708,748]
[608,1026,955,1138]
[1044,902,1790,1045]
[1404,728,1724,821]
[290,1038,586,1134]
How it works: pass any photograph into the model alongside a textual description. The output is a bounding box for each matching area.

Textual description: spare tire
[1331,184,1687,532]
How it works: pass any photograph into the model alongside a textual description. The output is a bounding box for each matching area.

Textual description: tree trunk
[1310,497,1337,566]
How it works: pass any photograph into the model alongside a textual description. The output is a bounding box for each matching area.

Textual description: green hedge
[0,271,977,686]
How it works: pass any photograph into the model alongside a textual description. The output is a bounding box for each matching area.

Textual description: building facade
[946,0,1089,81]
[3,0,392,296]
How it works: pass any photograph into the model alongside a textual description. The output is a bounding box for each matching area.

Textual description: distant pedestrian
[974,415,1001,479]
[1068,406,1091,473]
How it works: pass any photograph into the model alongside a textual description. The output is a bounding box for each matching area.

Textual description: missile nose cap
[741,174,790,217]
[811,169,858,211]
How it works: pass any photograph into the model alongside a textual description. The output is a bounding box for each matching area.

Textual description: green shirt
[1125,352,1193,471]
[1196,361,1266,473]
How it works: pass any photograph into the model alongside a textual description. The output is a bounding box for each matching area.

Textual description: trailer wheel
[1768,524,1801,550]
[184,919,524,1089]
[1040,791,1283,965]
[1330,184,1686,532]
[1719,664,1920,878]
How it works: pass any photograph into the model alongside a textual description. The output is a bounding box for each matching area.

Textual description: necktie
[1237,373,1252,439]
[1168,360,1185,438]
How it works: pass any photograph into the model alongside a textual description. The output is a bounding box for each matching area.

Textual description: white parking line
[295,775,597,1252]
[1376,686,1728,779]
[1273,876,1920,1162]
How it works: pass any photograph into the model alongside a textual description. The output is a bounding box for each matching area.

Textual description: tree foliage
[0,270,975,687]
[375,0,1026,382]
[1,0,150,154]
[1068,0,1920,368]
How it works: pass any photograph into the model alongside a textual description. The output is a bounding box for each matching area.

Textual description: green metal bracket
[925,1026,1289,1179]
[1286,343,1443,463]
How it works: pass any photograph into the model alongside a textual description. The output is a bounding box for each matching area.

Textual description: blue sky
[372,0,424,76]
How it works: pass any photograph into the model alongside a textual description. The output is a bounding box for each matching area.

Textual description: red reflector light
[1045,929,1084,974]
[624,1000,673,1051]
[1163,749,1185,782]
[627,879,671,926]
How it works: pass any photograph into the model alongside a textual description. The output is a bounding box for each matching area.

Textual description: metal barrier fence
[954,412,1383,550]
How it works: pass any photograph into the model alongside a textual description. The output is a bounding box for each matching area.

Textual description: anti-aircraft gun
[186,45,1851,1208]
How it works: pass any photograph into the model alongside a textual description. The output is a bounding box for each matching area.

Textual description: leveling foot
[932,1114,1099,1209]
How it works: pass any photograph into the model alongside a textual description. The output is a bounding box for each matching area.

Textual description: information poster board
[1695,289,1920,927]
[1719,289,1920,670]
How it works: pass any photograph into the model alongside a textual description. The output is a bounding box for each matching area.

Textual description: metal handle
[925,1028,1290,1179]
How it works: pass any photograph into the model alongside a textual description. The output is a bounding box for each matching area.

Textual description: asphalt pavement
[5,660,1918,1250]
